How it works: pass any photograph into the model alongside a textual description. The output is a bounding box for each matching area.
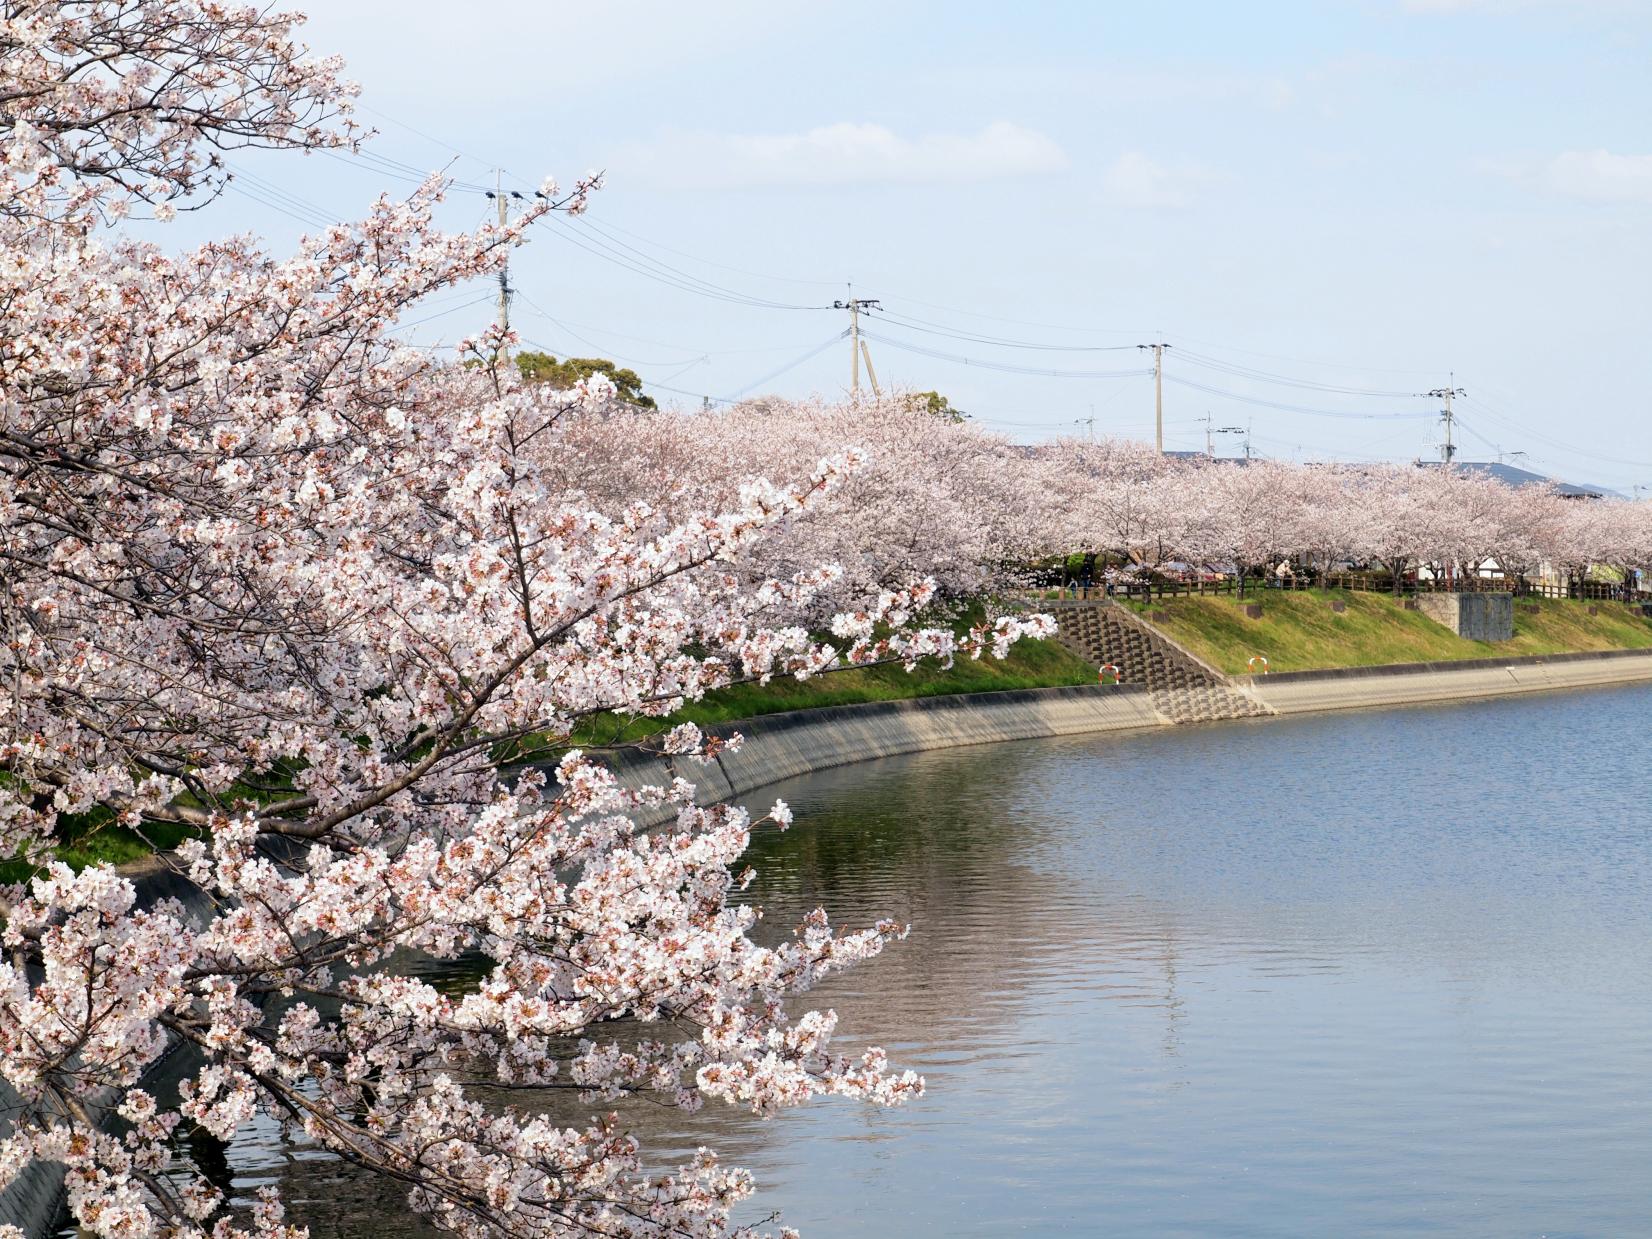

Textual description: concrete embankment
[1240,648,1652,714]
[605,683,1167,825]
[606,648,1652,822]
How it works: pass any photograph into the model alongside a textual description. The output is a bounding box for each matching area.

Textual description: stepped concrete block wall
[1045,600,1272,724]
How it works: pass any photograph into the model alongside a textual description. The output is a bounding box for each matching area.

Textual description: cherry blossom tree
[0,8,1057,1237]
[538,393,1050,621]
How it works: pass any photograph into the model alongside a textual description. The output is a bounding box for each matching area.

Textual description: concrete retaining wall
[604,684,1166,826]
[608,650,1652,820]
[1240,647,1652,715]
[1416,591,1514,641]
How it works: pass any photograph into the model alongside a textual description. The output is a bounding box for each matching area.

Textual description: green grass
[566,622,1098,751]
[0,812,200,884]
[1129,590,1652,676]
[13,608,1095,878]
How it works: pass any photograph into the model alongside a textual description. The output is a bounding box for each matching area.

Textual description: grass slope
[24,620,1094,877]
[574,626,1098,749]
[1129,591,1652,676]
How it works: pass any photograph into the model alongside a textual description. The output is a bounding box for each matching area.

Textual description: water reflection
[207,686,1652,1236]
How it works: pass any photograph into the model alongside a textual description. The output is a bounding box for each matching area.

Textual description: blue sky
[158,1,1652,487]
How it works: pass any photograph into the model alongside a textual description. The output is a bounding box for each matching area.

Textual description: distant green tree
[515,351,656,408]
[910,390,964,423]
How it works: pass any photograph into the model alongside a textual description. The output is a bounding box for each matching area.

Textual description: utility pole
[1075,407,1096,442]
[1428,377,1466,465]
[1203,413,1244,459]
[485,172,513,365]
[835,289,882,397]
[1137,342,1171,453]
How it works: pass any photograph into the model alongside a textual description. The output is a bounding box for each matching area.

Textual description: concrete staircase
[1045,600,1272,724]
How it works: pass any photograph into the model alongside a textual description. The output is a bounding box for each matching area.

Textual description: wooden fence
[1025,575,1650,605]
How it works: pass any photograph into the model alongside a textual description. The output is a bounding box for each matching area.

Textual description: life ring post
[1099,663,1121,685]
[1247,655,1270,675]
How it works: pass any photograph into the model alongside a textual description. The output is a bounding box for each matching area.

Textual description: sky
[151,0,1652,489]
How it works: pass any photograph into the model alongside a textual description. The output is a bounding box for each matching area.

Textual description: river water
[212,687,1652,1236]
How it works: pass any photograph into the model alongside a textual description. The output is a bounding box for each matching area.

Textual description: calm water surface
[223,687,1652,1236]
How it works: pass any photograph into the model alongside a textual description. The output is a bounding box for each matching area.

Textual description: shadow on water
[171,685,1652,1237]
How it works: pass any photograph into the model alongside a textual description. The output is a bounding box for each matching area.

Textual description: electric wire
[563,216,834,310]
[1174,347,1425,398]
[1164,373,1436,421]
[574,215,843,288]
[858,330,1155,379]
[1459,393,1652,471]
[869,308,1142,352]
[534,217,833,311]
[513,291,706,367]
[722,333,850,401]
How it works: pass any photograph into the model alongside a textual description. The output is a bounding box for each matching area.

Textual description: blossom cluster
[0,7,1024,1237]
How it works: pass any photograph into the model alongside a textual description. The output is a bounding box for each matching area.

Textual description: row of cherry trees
[1041,441,1652,595]
[565,402,1652,603]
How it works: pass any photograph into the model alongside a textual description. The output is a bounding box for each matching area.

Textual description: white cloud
[1099,152,1219,209]
[1486,150,1652,204]
[611,121,1068,189]
[1401,0,1517,10]
[1543,150,1652,203]
[1400,0,1627,11]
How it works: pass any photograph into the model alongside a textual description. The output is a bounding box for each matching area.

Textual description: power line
[859,330,1154,379]
[1175,347,1426,398]
[513,291,705,367]
[870,307,1142,352]
[574,215,843,288]
[533,216,833,311]
[1460,393,1652,471]
[1164,373,1437,421]
[568,216,834,310]
[723,333,851,401]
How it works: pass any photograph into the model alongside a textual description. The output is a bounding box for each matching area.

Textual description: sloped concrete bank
[604,683,1168,827]
[1240,647,1652,715]
[605,649,1652,823]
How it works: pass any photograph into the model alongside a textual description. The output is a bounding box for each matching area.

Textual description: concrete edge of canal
[606,649,1652,823]
[1243,647,1652,715]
